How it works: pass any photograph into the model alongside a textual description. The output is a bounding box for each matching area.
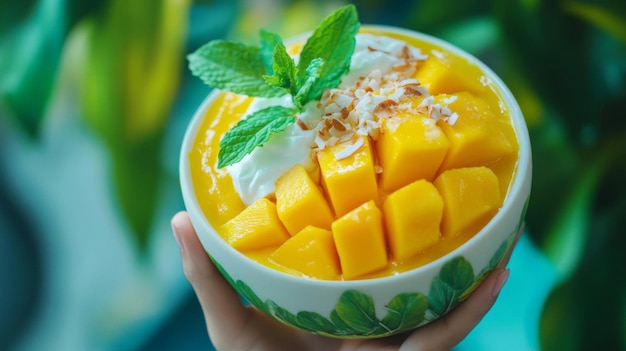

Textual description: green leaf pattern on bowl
[209,203,527,338]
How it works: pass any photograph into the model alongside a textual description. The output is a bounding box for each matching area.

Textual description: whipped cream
[228,34,428,205]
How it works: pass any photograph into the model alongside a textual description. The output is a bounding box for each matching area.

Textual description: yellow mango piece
[318,136,378,217]
[437,92,516,171]
[332,200,388,279]
[275,164,334,236]
[416,55,482,95]
[377,114,449,192]
[269,226,341,280]
[433,166,502,237]
[383,179,443,261]
[221,198,290,251]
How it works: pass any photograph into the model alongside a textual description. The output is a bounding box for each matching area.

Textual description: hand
[172,211,520,351]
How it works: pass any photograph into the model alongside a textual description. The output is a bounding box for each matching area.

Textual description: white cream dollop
[227,33,426,205]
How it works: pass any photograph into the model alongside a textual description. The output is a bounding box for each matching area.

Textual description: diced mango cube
[332,200,387,279]
[437,92,516,171]
[383,179,443,261]
[416,56,482,95]
[318,136,378,216]
[269,226,341,280]
[433,167,502,237]
[377,114,449,192]
[275,164,334,236]
[221,198,290,251]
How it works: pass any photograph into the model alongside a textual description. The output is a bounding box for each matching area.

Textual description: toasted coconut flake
[447,112,459,126]
[332,118,348,131]
[334,137,364,160]
[325,102,341,114]
[405,85,427,96]
[374,99,398,118]
[309,38,444,154]
[401,78,420,86]
[296,119,310,131]
[332,93,354,109]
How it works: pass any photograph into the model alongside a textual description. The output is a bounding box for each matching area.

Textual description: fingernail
[491,269,510,298]
[171,214,185,252]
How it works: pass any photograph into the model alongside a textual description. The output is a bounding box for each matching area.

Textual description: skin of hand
[172,211,521,351]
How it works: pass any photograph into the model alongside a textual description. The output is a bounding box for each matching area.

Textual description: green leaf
[296,311,337,334]
[187,40,285,97]
[236,280,272,316]
[263,40,298,95]
[563,1,626,44]
[330,310,358,335]
[297,4,359,101]
[267,300,303,329]
[259,29,281,74]
[217,106,296,168]
[428,256,475,317]
[543,156,607,282]
[334,289,380,333]
[79,0,190,252]
[294,57,324,108]
[380,293,428,332]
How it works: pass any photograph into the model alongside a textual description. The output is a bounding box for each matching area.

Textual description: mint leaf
[188,40,285,97]
[298,4,359,101]
[294,58,324,108]
[259,29,281,74]
[263,40,298,96]
[217,106,297,168]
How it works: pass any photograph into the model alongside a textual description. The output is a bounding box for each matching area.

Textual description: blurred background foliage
[1,0,625,350]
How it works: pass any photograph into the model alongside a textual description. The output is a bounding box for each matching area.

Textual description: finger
[171,211,250,344]
[400,268,510,351]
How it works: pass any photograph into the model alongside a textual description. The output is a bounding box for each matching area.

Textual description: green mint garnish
[217,106,298,168]
[188,4,359,168]
[188,41,286,98]
[297,4,360,103]
[263,40,299,97]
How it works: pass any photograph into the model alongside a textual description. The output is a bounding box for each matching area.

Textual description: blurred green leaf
[80,0,191,252]
[541,177,626,350]
[404,0,489,33]
[0,0,66,137]
[0,0,105,137]
[539,279,582,351]
[542,154,607,282]
[492,0,606,148]
[563,1,626,43]
[434,16,500,55]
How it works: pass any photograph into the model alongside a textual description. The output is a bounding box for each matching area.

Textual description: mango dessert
[187,8,519,281]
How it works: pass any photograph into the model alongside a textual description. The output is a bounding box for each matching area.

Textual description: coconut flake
[447,112,459,126]
[334,137,364,160]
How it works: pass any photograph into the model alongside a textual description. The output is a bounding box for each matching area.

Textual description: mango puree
[189,29,519,280]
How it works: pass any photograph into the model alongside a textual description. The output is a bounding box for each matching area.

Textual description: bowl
[180,25,532,339]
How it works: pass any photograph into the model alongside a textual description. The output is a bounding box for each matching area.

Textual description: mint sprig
[188,41,286,98]
[217,106,298,168]
[188,5,359,168]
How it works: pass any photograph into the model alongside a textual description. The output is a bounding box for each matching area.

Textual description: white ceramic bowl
[180,26,532,339]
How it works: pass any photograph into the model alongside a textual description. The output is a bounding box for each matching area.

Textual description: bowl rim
[179,25,532,288]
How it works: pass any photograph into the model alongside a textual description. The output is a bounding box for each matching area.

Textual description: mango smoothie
[188,27,518,281]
